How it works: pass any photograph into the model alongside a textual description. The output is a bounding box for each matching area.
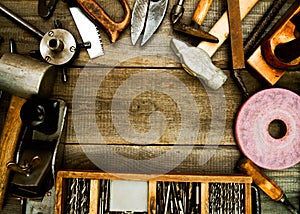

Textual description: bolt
[70,46,76,52]
[45,56,51,62]
[48,31,54,37]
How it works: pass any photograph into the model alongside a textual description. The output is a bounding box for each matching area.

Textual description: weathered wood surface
[0,0,299,213]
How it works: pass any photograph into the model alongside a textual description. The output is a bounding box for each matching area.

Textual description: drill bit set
[156,182,246,214]
[55,171,253,214]
[65,178,90,214]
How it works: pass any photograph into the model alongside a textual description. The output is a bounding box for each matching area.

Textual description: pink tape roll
[235,88,300,170]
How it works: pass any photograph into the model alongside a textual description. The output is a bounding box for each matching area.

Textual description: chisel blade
[69,7,104,59]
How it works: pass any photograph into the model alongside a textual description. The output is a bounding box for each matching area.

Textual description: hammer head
[0,53,56,99]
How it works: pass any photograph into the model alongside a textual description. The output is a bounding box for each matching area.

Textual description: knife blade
[142,0,168,46]
[131,0,149,45]
[69,6,104,58]
[131,0,168,46]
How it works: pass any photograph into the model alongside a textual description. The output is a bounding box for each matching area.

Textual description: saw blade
[131,0,149,45]
[141,0,168,46]
[69,7,104,59]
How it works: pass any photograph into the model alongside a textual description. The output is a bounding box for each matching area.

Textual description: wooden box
[55,170,252,214]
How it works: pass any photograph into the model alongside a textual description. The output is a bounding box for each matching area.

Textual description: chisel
[237,158,299,214]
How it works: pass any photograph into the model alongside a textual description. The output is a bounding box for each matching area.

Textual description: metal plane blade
[141,0,168,46]
[131,0,149,45]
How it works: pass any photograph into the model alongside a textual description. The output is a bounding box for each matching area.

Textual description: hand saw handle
[192,0,213,25]
[0,96,26,209]
[76,0,131,43]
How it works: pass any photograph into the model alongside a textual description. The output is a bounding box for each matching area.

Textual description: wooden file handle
[0,95,26,209]
[237,157,284,201]
[192,0,213,25]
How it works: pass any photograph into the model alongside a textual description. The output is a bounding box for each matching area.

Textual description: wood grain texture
[0,96,26,209]
[0,0,299,213]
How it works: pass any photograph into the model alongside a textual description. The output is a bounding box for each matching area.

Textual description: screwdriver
[237,157,299,214]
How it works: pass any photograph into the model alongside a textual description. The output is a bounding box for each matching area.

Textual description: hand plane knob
[170,38,227,90]
[7,156,41,177]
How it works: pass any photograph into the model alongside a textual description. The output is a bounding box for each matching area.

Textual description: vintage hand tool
[66,178,90,213]
[227,0,249,98]
[0,2,91,82]
[247,1,300,85]
[8,97,66,197]
[131,0,168,46]
[76,0,131,43]
[0,52,56,208]
[261,4,300,70]
[171,0,219,43]
[237,158,299,214]
[197,0,260,57]
[170,38,227,90]
[66,0,104,59]
[38,0,58,19]
[244,0,288,57]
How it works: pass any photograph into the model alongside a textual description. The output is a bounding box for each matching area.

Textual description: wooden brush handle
[237,157,284,201]
[192,0,213,25]
[0,96,26,209]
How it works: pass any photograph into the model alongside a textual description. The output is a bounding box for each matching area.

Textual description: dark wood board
[0,0,299,213]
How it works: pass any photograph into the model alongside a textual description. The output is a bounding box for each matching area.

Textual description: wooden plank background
[0,0,299,213]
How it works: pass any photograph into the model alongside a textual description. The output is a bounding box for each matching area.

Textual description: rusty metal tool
[227,0,249,98]
[131,0,168,46]
[38,0,58,19]
[76,0,131,43]
[237,158,299,214]
[247,1,300,85]
[261,3,300,70]
[171,0,219,43]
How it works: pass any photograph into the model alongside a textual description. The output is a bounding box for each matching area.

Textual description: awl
[67,2,104,58]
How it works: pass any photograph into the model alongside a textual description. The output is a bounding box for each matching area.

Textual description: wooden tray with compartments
[55,170,253,214]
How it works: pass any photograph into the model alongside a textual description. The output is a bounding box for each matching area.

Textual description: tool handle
[0,96,26,209]
[192,0,213,25]
[76,0,131,43]
[237,158,284,201]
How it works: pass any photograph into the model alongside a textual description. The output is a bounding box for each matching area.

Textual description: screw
[48,31,54,37]
[70,46,76,52]
[45,56,51,62]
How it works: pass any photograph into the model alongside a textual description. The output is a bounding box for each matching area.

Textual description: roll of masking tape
[235,88,300,170]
